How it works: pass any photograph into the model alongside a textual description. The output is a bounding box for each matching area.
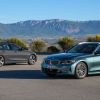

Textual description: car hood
[46,53,87,60]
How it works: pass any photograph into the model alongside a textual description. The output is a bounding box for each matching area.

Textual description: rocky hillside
[0,19,100,38]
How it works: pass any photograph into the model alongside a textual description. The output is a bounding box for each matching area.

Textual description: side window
[0,44,3,50]
[2,44,10,50]
[10,44,20,51]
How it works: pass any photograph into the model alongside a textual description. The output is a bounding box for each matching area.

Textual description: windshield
[68,43,98,54]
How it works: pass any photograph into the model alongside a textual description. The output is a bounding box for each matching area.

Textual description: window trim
[9,43,21,51]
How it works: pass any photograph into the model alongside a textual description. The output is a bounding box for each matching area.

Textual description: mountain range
[0,19,100,39]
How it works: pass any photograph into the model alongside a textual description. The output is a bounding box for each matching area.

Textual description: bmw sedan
[42,42,100,79]
[0,42,37,67]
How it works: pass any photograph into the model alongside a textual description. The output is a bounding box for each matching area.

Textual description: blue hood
[47,53,87,60]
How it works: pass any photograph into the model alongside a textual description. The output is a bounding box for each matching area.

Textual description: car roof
[0,41,14,45]
[79,42,100,45]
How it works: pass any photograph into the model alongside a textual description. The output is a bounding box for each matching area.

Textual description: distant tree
[58,36,74,51]
[87,36,95,42]
[31,39,46,52]
[95,35,100,41]
[8,38,28,49]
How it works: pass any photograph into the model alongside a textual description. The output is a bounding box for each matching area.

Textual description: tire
[75,62,87,79]
[28,55,36,65]
[0,56,5,67]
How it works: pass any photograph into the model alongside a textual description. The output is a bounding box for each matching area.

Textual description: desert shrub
[87,36,95,42]
[0,38,4,42]
[95,35,100,41]
[31,39,46,52]
[58,36,74,51]
[47,45,60,53]
[8,38,28,49]
[87,35,100,42]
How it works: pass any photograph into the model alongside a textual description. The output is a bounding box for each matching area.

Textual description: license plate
[47,65,55,69]
[61,66,68,72]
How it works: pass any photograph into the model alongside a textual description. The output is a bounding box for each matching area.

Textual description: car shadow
[0,69,99,79]
[0,70,75,79]
[88,74,100,77]
[5,63,28,66]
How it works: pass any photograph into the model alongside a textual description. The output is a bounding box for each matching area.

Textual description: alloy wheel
[0,56,4,67]
[75,62,87,79]
[28,55,36,65]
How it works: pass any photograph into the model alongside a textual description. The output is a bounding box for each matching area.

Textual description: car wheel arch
[28,54,37,65]
[0,55,5,60]
[31,54,37,61]
[75,61,89,75]
[0,55,5,65]
[71,60,89,75]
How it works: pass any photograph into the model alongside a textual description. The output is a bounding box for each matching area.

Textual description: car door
[89,45,100,72]
[1,43,14,63]
[9,43,30,62]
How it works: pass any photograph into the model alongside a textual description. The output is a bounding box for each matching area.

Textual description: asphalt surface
[0,55,100,100]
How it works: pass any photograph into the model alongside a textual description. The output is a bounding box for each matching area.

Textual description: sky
[0,0,100,23]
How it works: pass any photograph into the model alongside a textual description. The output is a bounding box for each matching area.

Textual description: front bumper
[41,63,74,75]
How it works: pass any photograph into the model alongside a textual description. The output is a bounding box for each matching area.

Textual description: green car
[41,42,100,79]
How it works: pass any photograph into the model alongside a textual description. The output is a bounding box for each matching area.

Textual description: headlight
[60,60,75,64]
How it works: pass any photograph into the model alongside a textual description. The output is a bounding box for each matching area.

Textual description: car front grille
[45,60,51,65]
[45,60,60,65]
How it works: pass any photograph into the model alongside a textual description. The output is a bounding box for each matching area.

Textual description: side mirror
[94,51,100,55]
[22,48,28,50]
[18,47,28,51]
[18,48,23,51]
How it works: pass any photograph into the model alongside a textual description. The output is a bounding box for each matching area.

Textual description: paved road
[0,55,100,100]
